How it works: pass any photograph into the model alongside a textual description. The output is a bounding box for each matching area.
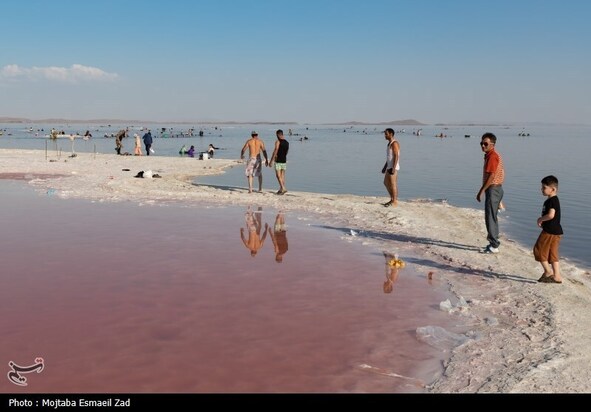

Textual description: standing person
[115,128,128,155]
[134,133,142,156]
[269,212,288,262]
[476,132,505,253]
[381,128,400,207]
[143,130,153,156]
[240,131,268,193]
[535,176,564,284]
[269,129,289,195]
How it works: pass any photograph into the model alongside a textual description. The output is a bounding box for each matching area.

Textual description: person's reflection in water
[240,207,268,257]
[383,252,404,294]
[269,212,288,263]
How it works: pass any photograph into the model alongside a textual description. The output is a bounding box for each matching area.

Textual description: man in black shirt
[269,129,289,195]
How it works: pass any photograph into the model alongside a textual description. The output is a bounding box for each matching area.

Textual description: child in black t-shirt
[535,175,564,284]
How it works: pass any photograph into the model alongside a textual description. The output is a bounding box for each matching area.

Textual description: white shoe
[483,245,500,254]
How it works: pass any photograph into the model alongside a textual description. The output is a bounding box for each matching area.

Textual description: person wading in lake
[115,128,127,155]
[143,130,153,156]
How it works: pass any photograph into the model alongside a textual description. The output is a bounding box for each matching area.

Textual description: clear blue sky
[1,0,590,124]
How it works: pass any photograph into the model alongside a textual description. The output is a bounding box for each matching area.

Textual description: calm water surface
[0,180,457,393]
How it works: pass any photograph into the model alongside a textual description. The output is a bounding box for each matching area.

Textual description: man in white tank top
[381,128,400,207]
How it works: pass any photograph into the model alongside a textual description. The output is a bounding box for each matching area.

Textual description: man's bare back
[241,136,266,158]
[241,132,269,193]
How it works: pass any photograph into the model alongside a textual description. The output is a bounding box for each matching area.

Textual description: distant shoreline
[0,117,424,126]
[3,117,588,127]
[0,117,299,125]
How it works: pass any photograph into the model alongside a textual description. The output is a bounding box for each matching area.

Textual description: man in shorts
[240,131,269,193]
[269,129,289,194]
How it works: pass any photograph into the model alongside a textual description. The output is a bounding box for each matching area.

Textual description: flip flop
[383,201,393,207]
[537,274,552,282]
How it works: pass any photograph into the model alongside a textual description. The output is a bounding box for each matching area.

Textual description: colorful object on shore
[387,258,405,268]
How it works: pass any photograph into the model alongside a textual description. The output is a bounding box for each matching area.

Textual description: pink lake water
[0,178,459,393]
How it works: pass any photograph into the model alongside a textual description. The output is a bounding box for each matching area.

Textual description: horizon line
[1,116,589,127]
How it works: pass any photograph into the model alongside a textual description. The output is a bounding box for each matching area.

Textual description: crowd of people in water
[179,143,219,159]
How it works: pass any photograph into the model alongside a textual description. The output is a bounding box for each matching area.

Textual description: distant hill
[0,117,148,124]
[325,119,425,126]
[0,117,31,123]
[208,121,298,125]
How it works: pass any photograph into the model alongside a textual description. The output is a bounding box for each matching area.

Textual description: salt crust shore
[2,148,591,393]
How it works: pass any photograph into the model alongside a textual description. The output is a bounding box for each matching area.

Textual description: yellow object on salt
[387,258,405,268]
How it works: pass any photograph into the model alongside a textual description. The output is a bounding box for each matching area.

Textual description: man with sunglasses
[476,133,505,253]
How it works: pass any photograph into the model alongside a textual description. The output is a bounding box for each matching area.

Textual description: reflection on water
[240,207,289,263]
[0,181,457,393]
[269,213,288,263]
[240,207,268,257]
[383,252,403,294]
